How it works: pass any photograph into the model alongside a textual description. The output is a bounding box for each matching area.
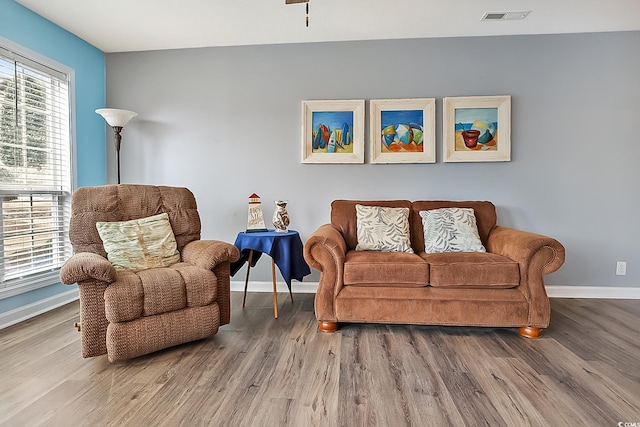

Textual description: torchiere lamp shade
[96,108,138,184]
[96,108,137,127]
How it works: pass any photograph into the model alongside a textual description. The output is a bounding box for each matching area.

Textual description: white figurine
[273,200,290,233]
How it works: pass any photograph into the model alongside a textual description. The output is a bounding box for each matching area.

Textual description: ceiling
[16,0,640,53]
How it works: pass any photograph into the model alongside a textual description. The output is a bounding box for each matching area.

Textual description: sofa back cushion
[355,205,413,253]
[411,201,497,252]
[331,200,412,250]
[70,184,201,257]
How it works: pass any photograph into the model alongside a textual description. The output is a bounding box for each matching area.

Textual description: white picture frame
[301,99,365,164]
[442,95,511,162]
[369,98,436,164]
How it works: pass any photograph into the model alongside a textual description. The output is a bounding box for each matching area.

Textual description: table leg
[272,258,279,319]
[242,250,254,308]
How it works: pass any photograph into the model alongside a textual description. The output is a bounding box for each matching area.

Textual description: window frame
[0,36,76,300]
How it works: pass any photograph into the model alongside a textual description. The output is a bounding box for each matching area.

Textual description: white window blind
[0,44,73,297]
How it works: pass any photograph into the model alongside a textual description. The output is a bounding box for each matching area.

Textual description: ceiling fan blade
[285,0,309,4]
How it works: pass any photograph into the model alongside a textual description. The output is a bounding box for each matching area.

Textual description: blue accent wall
[0,0,106,314]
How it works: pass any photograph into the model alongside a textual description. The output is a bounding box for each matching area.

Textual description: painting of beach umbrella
[381,124,396,147]
[471,120,496,144]
[380,109,424,153]
[370,98,435,164]
[410,123,423,145]
[396,124,413,145]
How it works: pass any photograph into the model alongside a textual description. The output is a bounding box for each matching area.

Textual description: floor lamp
[96,108,138,184]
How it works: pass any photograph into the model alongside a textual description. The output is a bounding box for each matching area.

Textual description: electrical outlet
[616,261,627,276]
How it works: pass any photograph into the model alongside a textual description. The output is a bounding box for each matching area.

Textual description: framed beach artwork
[301,100,365,164]
[369,98,436,164]
[442,95,511,162]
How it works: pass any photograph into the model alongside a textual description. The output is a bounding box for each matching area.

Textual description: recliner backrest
[69,184,201,256]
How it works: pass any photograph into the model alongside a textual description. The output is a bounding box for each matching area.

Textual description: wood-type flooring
[1,293,638,426]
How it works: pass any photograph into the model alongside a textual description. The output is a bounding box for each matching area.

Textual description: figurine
[246,193,267,232]
[272,200,290,233]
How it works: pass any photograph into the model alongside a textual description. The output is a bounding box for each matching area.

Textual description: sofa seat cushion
[343,250,428,287]
[104,262,217,323]
[420,252,519,289]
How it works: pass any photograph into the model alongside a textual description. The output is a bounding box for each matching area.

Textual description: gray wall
[105,31,640,288]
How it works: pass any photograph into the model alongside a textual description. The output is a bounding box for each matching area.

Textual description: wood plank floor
[1,294,639,426]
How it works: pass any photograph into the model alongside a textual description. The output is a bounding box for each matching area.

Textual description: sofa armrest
[303,224,347,322]
[487,225,565,327]
[60,252,117,285]
[487,226,565,275]
[182,240,240,270]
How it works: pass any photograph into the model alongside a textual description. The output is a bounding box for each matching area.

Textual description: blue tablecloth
[230,230,311,290]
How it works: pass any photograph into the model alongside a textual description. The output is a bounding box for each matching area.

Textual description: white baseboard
[546,285,640,299]
[231,280,318,294]
[233,281,640,300]
[0,288,79,330]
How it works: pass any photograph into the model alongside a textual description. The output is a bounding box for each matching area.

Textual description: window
[0,43,73,298]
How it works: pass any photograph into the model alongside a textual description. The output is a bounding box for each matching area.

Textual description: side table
[230,230,311,318]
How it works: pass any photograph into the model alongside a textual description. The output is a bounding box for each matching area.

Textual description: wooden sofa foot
[318,321,338,333]
[519,326,542,339]
[74,322,81,332]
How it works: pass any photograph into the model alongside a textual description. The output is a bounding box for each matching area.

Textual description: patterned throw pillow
[96,212,180,270]
[355,205,414,253]
[420,207,486,253]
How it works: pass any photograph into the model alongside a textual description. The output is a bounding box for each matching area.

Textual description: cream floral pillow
[420,208,486,253]
[355,205,414,253]
[96,212,180,270]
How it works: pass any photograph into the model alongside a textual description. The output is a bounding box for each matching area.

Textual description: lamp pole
[113,126,123,184]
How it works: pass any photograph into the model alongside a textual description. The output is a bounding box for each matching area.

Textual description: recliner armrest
[182,240,240,270]
[60,252,117,285]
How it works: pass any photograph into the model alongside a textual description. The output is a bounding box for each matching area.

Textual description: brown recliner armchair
[60,184,240,362]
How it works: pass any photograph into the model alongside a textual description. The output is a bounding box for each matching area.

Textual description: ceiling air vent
[482,11,531,21]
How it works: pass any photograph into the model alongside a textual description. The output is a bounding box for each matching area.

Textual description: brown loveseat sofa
[303,200,565,338]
